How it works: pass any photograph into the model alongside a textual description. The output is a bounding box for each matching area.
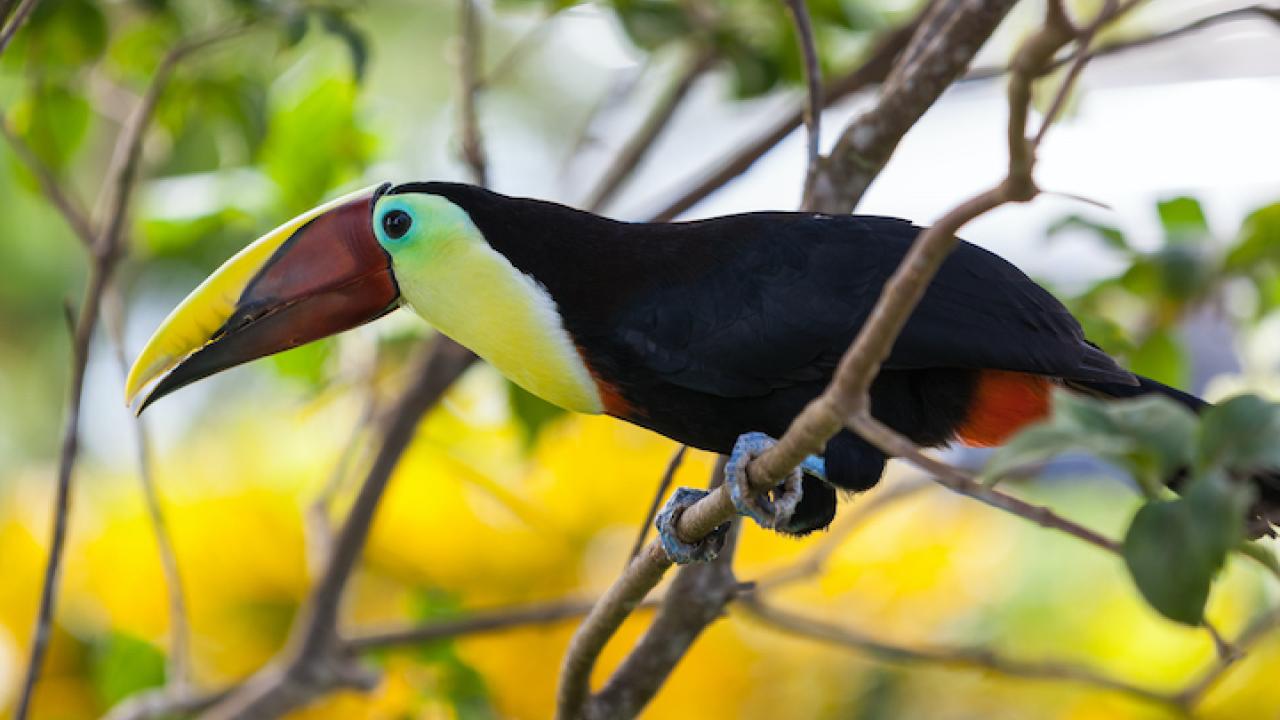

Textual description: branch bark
[781,0,823,210]
[459,0,488,186]
[647,14,924,222]
[13,25,250,720]
[810,0,1018,213]
[0,0,38,56]
[201,338,476,719]
[584,45,716,213]
[554,4,1153,717]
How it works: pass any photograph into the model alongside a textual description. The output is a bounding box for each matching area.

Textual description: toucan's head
[124,182,491,412]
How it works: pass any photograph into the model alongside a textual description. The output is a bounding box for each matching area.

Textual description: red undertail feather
[956,370,1053,448]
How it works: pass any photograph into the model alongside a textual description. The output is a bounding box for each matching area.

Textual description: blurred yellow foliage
[1,365,1278,719]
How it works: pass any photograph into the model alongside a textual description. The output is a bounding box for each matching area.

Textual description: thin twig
[584,45,716,213]
[812,0,1020,213]
[587,462,738,719]
[105,290,191,690]
[0,114,95,245]
[647,15,923,222]
[346,598,618,652]
[200,339,476,719]
[626,445,687,568]
[739,597,1181,709]
[555,6,1140,718]
[1176,607,1280,707]
[557,459,735,720]
[14,25,249,720]
[0,0,38,56]
[459,0,488,186]
[478,10,560,89]
[781,0,823,210]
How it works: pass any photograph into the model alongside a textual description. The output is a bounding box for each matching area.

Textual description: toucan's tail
[1072,375,1279,538]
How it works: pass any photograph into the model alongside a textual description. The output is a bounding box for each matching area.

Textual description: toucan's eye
[382,209,412,239]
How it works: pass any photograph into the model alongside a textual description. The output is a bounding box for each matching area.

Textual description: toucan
[125,182,1278,561]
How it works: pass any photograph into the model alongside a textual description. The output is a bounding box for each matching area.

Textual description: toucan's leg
[725,432,808,532]
[823,430,888,492]
[777,473,837,536]
[654,487,731,564]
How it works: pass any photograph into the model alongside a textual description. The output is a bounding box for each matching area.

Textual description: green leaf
[1127,328,1189,390]
[12,83,91,171]
[614,1,692,50]
[280,10,310,49]
[90,632,167,709]
[27,0,108,69]
[981,422,1127,485]
[1122,474,1245,626]
[508,381,566,448]
[1157,196,1210,244]
[269,337,334,391]
[1105,393,1198,483]
[1046,214,1130,253]
[982,392,1196,493]
[261,74,372,212]
[318,10,369,83]
[1152,244,1214,302]
[1198,394,1280,472]
[1225,202,1280,271]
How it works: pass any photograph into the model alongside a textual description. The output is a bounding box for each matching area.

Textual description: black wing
[610,213,1133,398]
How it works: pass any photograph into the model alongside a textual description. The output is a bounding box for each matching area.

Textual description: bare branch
[0,114,95,245]
[478,11,560,89]
[104,290,191,689]
[584,46,716,214]
[1176,607,1280,707]
[811,0,1019,213]
[584,459,739,720]
[781,0,823,209]
[556,542,673,718]
[201,339,476,719]
[554,6,1152,717]
[647,14,923,222]
[345,598,608,652]
[627,445,688,568]
[459,0,488,186]
[739,597,1180,709]
[14,25,251,720]
[0,0,38,56]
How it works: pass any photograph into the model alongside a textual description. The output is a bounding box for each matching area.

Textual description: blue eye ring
[381,208,413,240]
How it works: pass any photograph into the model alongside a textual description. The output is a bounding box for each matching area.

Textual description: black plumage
[394,183,1139,533]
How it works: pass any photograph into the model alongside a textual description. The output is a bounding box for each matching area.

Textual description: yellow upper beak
[125,184,396,410]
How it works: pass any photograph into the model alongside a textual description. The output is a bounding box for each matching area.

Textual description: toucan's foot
[655,487,731,564]
[727,432,805,531]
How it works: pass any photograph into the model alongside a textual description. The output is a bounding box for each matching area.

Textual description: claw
[655,487,730,564]
[726,432,805,531]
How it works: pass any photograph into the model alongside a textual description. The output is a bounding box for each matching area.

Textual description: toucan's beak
[125,184,398,413]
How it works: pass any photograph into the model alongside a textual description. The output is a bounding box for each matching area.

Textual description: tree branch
[587,458,741,719]
[810,0,1019,212]
[584,45,716,214]
[0,0,38,56]
[554,5,1156,717]
[739,596,1180,708]
[13,25,250,720]
[781,0,823,210]
[646,14,924,222]
[345,598,612,652]
[0,114,94,245]
[459,0,488,186]
[105,290,191,690]
[626,445,688,568]
[201,338,476,719]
